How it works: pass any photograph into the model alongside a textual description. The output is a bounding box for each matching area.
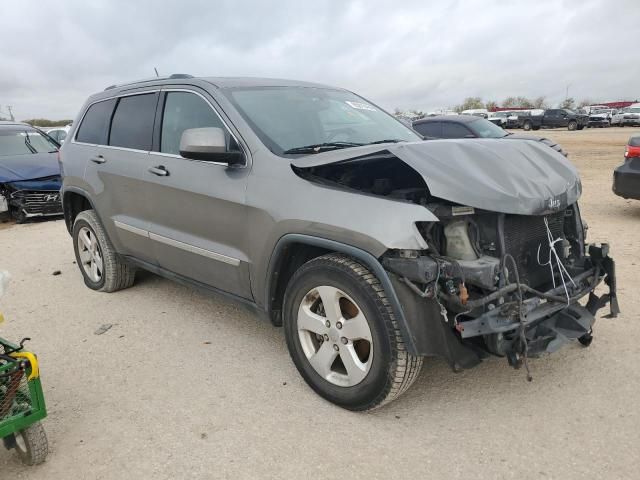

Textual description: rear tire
[72,210,136,292]
[523,120,532,131]
[283,254,423,411]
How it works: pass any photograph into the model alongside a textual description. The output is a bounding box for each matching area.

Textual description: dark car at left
[0,121,63,223]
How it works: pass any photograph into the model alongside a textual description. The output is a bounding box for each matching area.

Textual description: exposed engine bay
[292,141,618,375]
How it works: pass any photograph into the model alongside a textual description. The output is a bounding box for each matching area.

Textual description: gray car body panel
[291,139,581,215]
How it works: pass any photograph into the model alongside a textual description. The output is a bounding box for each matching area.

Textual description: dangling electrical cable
[537,217,576,305]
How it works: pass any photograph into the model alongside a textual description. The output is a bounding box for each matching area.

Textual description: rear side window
[413,122,442,138]
[109,93,158,150]
[441,123,473,138]
[160,92,225,155]
[76,99,116,144]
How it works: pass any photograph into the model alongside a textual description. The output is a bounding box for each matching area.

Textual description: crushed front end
[383,202,618,373]
[0,176,63,223]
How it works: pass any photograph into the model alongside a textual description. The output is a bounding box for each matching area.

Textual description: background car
[621,105,640,126]
[487,111,512,127]
[412,115,567,156]
[45,125,70,144]
[0,121,62,222]
[613,136,640,200]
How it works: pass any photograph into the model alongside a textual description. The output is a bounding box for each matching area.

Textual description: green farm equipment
[0,337,48,465]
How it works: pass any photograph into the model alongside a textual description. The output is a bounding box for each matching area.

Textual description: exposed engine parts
[382,201,618,377]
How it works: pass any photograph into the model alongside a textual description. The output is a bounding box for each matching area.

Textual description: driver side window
[160,92,227,156]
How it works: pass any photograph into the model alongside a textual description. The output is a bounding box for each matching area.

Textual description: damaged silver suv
[60,75,618,410]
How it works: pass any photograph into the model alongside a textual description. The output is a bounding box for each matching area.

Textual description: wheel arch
[62,187,97,234]
[265,234,420,355]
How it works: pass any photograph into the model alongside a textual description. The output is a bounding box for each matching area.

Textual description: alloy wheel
[77,226,103,282]
[297,286,373,387]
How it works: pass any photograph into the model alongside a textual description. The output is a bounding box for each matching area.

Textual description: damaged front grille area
[6,189,63,218]
[384,201,618,373]
[502,211,565,289]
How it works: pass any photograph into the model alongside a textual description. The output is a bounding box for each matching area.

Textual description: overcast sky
[1,0,638,119]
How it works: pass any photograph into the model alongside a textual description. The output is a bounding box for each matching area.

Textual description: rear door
[141,88,252,299]
[544,109,558,127]
[79,92,158,263]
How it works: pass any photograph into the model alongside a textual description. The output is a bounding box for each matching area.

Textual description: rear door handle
[90,155,106,164]
[148,165,169,177]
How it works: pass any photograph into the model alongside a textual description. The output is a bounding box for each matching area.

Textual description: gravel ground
[0,127,639,479]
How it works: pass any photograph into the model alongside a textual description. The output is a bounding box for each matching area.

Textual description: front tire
[283,254,423,411]
[568,120,577,131]
[72,210,136,292]
[523,120,532,131]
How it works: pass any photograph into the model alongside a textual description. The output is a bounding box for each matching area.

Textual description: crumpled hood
[0,152,60,183]
[291,139,581,215]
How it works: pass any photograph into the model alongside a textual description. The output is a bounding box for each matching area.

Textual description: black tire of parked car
[523,120,532,131]
[568,120,578,131]
[283,253,423,411]
[72,209,136,292]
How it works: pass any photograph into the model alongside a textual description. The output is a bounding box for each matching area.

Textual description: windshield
[224,86,421,155]
[0,128,58,157]
[469,118,508,138]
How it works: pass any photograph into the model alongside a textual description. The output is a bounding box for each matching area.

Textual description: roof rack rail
[104,73,194,91]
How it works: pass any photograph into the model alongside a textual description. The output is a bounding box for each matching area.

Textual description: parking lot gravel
[1,127,639,479]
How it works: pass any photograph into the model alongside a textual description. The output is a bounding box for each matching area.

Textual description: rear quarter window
[109,93,158,150]
[76,99,116,144]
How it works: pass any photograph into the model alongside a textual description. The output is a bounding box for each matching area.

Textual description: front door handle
[148,165,169,177]
[90,155,106,164]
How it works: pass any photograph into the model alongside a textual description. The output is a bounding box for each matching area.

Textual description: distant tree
[532,96,548,109]
[577,98,592,108]
[559,98,575,110]
[458,97,485,111]
[514,96,533,108]
[502,97,517,108]
[22,119,73,127]
[502,96,533,108]
[409,109,425,120]
[485,100,498,112]
[393,107,403,116]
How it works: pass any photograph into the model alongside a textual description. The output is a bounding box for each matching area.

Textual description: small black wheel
[578,330,593,347]
[523,120,532,131]
[72,210,136,292]
[14,422,48,466]
[568,120,577,131]
[283,254,423,411]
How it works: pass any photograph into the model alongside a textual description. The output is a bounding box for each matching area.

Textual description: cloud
[0,0,638,119]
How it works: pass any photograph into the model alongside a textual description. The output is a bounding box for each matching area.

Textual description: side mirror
[179,127,244,166]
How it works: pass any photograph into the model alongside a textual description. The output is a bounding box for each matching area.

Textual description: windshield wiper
[23,132,37,154]
[283,142,364,154]
[367,139,406,145]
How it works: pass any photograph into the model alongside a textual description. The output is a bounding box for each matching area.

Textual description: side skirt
[123,255,269,321]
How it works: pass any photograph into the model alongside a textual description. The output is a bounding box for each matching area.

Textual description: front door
[141,89,252,299]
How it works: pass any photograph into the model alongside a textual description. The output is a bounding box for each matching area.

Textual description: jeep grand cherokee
[60,75,618,410]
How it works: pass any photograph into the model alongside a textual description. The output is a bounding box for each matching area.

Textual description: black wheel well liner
[264,234,421,355]
[62,187,96,234]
